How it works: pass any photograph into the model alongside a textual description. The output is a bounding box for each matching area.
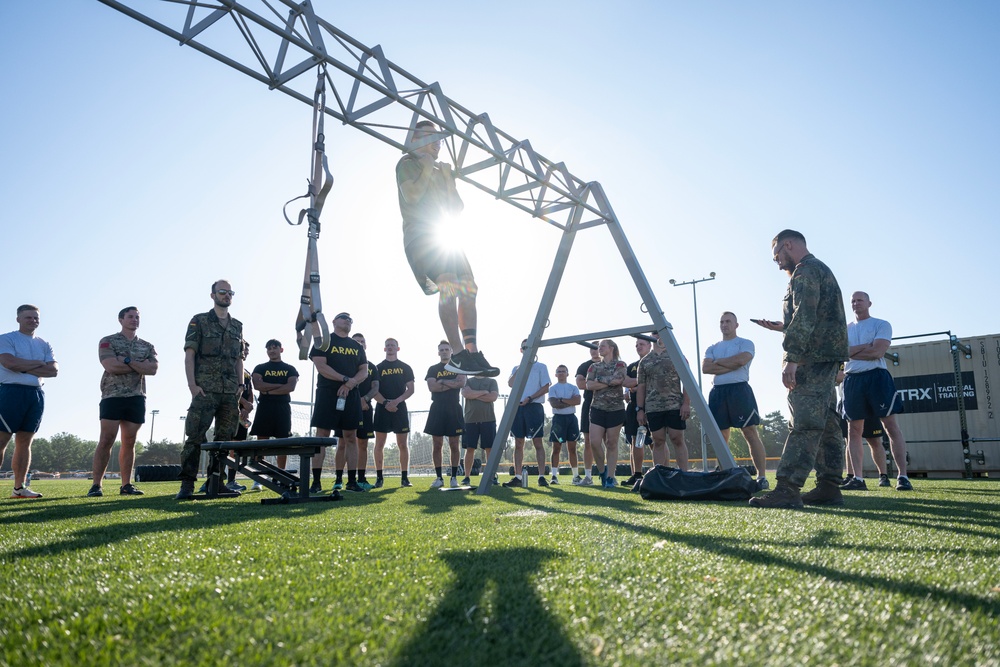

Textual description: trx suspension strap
[285,66,333,359]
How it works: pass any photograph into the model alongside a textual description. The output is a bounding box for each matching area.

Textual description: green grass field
[1,477,998,667]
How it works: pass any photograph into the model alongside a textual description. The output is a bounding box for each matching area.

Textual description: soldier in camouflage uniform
[636,332,691,471]
[750,230,848,509]
[176,280,244,500]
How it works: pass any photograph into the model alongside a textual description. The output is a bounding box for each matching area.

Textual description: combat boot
[748,481,803,509]
[175,480,195,500]
[801,480,845,506]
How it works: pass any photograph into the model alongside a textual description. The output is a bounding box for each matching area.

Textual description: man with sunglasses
[176,280,244,500]
[396,120,499,379]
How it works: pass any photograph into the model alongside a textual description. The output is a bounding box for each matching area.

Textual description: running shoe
[87,485,103,497]
[431,477,445,489]
[11,486,42,499]
[120,484,144,495]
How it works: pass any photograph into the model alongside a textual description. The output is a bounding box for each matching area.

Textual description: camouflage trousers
[776,361,844,488]
[180,391,240,481]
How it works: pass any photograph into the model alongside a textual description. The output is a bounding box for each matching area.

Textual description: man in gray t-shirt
[460,375,499,485]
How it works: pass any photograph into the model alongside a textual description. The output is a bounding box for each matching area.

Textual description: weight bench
[198,437,340,504]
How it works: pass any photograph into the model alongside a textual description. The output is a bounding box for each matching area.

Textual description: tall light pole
[149,409,160,446]
[670,272,716,470]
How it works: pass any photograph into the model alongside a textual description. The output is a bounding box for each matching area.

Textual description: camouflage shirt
[781,254,849,364]
[184,310,244,394]
[587,359,627,412]
[637,350,683,412]
[98,333,157,399]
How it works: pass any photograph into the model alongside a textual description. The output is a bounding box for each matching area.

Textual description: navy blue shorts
[708,382,761,430]
[373,404,410,433]
[462,420,496,449]
[549,413,580,444]
[311,387,362,432]
[0,384,45,434]
[511,402,544,439]
[589,407,625,429]
[843,368,903,422]
[647,409,686,432]
[425,400,464,437]
[99,395,146,424]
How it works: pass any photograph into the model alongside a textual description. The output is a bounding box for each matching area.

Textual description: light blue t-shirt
[0,331,56,387]
[510,362,551,403]
[703,336,754,386]
[845,317,892,374]
[548,381,580,415]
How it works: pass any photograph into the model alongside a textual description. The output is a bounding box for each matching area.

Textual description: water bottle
[634,426,647,449]
[521,469,528,487]
[336,396,346,411]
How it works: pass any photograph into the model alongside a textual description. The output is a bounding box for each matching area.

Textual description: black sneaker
[120,484,144,495]
[502,477,522,488]
[400,478,413,487]
[461,477,471,486]
[445,350,500,377]
[373,478,384,488]
[841,477,868,491]
[878,474,891,487]
[344,481,366,493]
[537,476,549,487]
[895,476,913,491]
[87,485,103,497]
[309,481,323,494]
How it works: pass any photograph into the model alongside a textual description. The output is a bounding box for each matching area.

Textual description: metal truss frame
[94,0,738,494]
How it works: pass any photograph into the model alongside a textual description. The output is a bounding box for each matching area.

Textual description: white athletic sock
[552,470,558,478]
[584,471,592,479]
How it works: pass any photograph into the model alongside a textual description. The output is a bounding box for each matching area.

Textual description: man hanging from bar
[395,120,499,378]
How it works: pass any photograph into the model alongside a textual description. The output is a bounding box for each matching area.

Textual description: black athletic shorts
[647,409,686,432]
[511,402,544,439]
[99,395,146,424]
[708,382,761,430]
[580,397,593,432]
[0,384,45,433]
[425,400,464,437]
[403,224,476,295]
[843,368,903,421]
[311,386,362,432]
[462,420,496,449]
[839,414,886,440]
[623,401,639,440]
[250,398,292,439]
[589,407,625,429]
[374,404,410,433]
[549,413,580,444]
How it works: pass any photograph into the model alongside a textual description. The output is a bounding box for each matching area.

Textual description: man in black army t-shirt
[309,312,369,494]
[373,338,416,488]
[425,341,466,488]
[250,339,299,471]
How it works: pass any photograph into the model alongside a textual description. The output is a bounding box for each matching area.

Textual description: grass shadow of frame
[389,546,585,667]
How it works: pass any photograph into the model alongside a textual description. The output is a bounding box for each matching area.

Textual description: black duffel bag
[638,465,757,501]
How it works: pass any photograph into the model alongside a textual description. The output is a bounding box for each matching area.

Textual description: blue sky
[2,1,997,444]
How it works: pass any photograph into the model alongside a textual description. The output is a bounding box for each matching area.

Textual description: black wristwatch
[637,406,645,412]
[123,357,132,365]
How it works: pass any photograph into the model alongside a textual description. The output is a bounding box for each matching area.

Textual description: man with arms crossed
[425,341,467,488]
[177,281,244,500]
[250,339,299,474]
[461,371,499,487]
[309,312,369,494]
[503,340,551,488]
[89,306,158,497]
[751,230,848,509]
[548,364,581,485]
[396,120,498,378]
[0,305,57,499]
[842,291,912,491]
[703,311,769,491]
[373,338,416,488]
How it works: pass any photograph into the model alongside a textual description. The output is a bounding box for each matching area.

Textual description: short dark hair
[415,120,437,132]
[439,340,451,347]
[772,229,806,246]
[556,364,568,373]
[265,339,282,349]
[118,306,138,320]
[16,304,39,315]
[352,333,365,340]
[211,279,231,293]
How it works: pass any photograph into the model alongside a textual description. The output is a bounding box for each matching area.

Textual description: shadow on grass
[390,547,584,667]
[405,486,484,514]
[0,488,386,562]
[827,495,1000,540]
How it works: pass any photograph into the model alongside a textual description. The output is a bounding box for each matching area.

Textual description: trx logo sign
[893,371,978,414]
